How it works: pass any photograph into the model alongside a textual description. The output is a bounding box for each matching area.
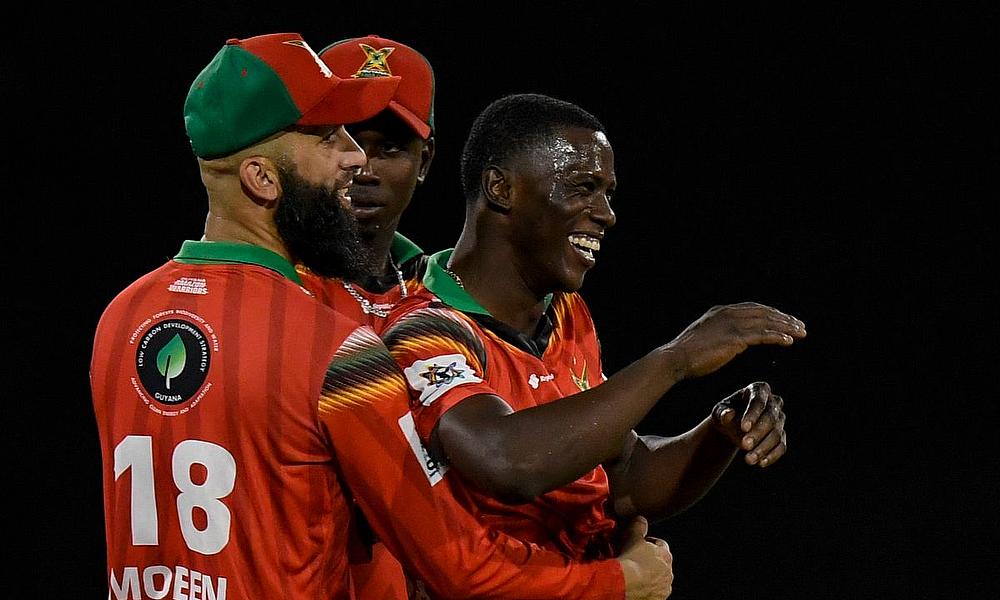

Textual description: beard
[273,165,375,280]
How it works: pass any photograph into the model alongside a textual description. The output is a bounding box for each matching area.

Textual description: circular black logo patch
[135,319,211,405]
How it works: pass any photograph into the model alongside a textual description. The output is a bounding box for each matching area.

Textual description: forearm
[439,346,688,498]
[332,419,627,599]
[394,532,626,600]
[610,418,738,522]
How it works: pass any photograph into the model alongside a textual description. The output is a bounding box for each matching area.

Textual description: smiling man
[92,38,680,600]
[381,93,807,584]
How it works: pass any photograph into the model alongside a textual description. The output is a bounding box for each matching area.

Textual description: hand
[712,381,787,467]
[665,302,806,379]
[617,516,674,600]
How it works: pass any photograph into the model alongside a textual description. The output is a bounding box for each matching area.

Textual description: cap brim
[388,100,432,139]
[298,75,401,126]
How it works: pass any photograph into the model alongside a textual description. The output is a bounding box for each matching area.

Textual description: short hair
[460,93,606,202]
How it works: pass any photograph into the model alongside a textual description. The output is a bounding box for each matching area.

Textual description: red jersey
[299,232,427,330]
[298,232,423,600]
[91,240,624,600]
[382,249,619,562]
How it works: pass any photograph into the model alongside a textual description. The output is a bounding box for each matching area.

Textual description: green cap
[184,32,400,158]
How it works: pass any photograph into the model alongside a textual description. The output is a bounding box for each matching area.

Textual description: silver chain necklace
[341,258,408,318]
[443,265,465,289]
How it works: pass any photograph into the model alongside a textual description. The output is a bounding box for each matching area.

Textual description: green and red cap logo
[184,32,400,158]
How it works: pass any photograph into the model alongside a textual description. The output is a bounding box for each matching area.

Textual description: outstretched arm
[322,326,672,600]
[606,382,788,522]
[425,303,804,501]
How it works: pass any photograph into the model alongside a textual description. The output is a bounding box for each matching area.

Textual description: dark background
[13,1,997,598]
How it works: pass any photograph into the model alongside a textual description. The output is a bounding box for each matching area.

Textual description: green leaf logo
[157,334,187,390]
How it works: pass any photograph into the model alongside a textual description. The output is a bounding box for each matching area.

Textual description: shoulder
[381,295,488,366]
[324,325,400,380]
[383,297,483,345]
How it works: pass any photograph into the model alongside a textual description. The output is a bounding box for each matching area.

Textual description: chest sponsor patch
[403,353,482,406]
[528,372,555,389]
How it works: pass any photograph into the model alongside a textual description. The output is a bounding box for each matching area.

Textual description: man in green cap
[91,33,673,600]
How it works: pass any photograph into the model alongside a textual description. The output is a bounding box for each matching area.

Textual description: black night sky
[12,2,997,597]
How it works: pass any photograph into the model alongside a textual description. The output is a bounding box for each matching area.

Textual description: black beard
[273,166,375,280]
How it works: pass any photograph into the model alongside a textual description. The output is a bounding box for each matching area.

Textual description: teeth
[568,234,601,251]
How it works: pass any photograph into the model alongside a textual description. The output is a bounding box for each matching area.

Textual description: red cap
[320,34,435,139]
[185,33,401,158]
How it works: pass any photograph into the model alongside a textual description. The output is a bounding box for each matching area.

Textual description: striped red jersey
[382,249,619,562]
[297,232,423,600]
[91,240,624,600]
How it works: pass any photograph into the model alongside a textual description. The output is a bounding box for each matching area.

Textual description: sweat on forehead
[460,93,605,200]
[515,128,612,176]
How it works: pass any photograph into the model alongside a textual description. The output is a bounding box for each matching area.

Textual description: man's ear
[416,137,436,184]
[483,165,512,212]
[238,156,281,208]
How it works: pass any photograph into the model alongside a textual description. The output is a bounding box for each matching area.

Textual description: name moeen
[110,564,227,600]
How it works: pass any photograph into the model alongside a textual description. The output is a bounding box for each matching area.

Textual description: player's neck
[360,228,397,279]
[449,242,547,336]
[202,211,292,263]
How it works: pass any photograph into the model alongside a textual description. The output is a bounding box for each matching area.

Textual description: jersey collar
[422,249,552,316]
[390,232,423,265]
[174,240,303,285]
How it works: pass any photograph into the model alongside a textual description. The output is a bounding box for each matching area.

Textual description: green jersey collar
[390,232,423,265]
[174,240,303,285]
[423,249,552,316]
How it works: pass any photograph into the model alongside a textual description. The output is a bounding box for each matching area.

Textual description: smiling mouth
[568,234,601,261]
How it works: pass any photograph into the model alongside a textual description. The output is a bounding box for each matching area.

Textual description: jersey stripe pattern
[382,291,619,562]
[91,261,357,599]
[92,255,625,600]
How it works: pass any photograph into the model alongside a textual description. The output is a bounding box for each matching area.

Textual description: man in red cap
[299,34,436,598]
[91,33,673,600]
[298,35,435,321]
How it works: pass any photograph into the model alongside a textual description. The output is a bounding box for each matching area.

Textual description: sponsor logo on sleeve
[403,353,481,406]
[398,411,448,485]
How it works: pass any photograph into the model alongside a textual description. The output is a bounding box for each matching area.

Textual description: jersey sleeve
[380,305,497,443]
[318,325,626,600]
